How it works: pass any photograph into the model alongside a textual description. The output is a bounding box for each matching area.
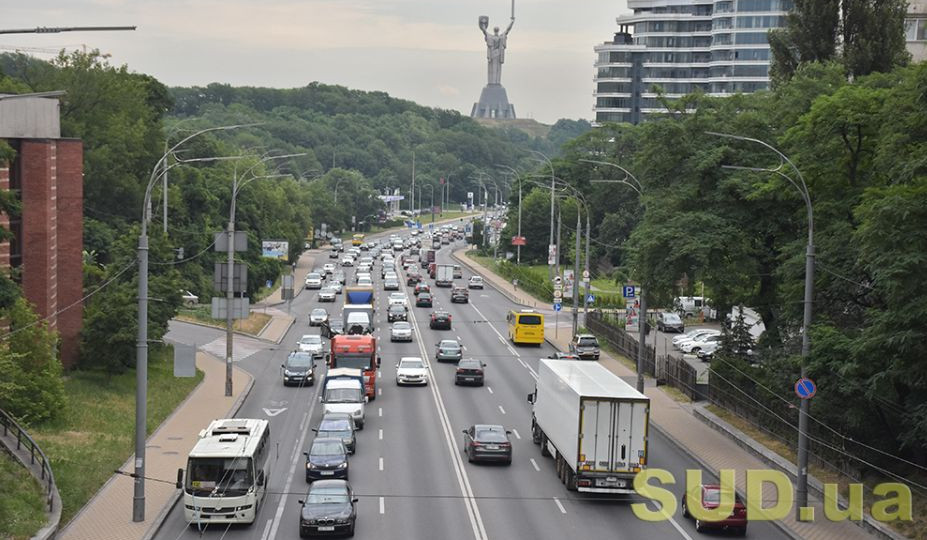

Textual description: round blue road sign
[794,377,816,400]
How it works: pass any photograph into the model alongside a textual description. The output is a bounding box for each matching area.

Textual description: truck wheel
[531,421,541,444]
[565,468,577,491]
[540,434,551,457]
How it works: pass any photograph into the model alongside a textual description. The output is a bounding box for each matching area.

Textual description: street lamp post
[530,150,557,279]
[706,131,815,521]
[133,123,255,522]
[580,159,645,393]
[496,165,522,264]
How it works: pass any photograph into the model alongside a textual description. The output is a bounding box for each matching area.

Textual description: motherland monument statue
[471,0,517,119]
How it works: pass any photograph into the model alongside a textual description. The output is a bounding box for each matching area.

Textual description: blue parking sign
[623,285,636,298]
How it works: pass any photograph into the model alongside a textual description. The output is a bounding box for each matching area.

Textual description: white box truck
[435,264,454,287]
[527,359,649,493]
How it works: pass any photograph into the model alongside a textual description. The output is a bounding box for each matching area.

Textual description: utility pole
[583,211,590,323]
[517,176,522,264]
[556,205,562,279]
[637,289,647,393]
[411,150,415,217]
[225,188,236,397]
[572,206,581,338]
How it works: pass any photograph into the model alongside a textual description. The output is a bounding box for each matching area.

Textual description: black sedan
[462,424,512,464]
[304,438,349,482]
[430,311,452,330]
[298,480,357,537]
[387,304,408,322]
[455,358,485,386]
[416,292,433,307]
[450,286,469,303]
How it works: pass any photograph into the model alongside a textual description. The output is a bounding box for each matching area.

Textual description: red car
[414,282,431,296]
[681,484,747,535]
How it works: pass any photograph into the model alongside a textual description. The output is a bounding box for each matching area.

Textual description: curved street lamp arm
[578,158,644,194]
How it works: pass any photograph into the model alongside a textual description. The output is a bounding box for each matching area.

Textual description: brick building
[0,93,84,367]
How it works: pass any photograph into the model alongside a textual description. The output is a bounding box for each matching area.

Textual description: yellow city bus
[507,310,545,345]
[352,233,365,246]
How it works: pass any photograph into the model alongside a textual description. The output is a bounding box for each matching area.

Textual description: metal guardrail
[0,407,56,511]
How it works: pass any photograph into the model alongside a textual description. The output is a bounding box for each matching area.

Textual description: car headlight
[337,462,348,469]
[307,462,316,469]
[335,518,350,524]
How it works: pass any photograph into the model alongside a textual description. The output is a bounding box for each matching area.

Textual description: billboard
[262,240,289,261]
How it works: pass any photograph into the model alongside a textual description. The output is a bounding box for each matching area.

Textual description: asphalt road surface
[157,224,789,540]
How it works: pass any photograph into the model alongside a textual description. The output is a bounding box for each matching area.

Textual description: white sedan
[673,329,719,349]
[396,357,428,385]
[297,334,324,358]
[341,257,354,267]
[390,321,413,342]
[318,287,337,302]
[322,263,336,275]
[388,293,408,307]
[679,333,723,354]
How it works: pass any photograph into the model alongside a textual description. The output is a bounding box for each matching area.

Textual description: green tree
[768,0,840,83]
[841,0,910,79]
[0,298,65,423]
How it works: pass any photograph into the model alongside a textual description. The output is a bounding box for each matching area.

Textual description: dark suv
[569,334,601,360]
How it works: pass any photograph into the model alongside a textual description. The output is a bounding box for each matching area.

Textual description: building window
[596,111,634,123]
[905,18,927,41]
[736,0,793,11]
[735,32,770,45]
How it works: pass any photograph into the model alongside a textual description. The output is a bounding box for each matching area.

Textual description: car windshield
[307,273,321,280]
[312,309,326,316]
[310,441,344,457]
[664,313,682,323]
[319,418,351,431]
[459,360,481,369]
[471,277,482,282]
[578,337,598,346]
[187,457,253,495]
[474,428,508,443]
[420,293,431,299]
[439,340,459,349]
[306,492,351,505]
[703,488,738,504]
[324,388,362,403]
[393,322,410,330]
[400,359,424,369]
[518,315,542,325]
[302,336,322,345]
[287,354,313,368]
[389,305,404,312]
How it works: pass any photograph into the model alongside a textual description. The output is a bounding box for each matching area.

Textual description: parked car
[298,480,358,537]
[387,304,408,323]
[309,308,329,327]
[656,312,685,333]
[467,276,484,289]
[181,290,199,307]
[435,339,462,362]
[462,424,512,464]
[304,272,324,289]
[395,357,429,386]
[298,334,325,358]
[390,321,413,342]
[450,286,469,303]
[430,311,452,330]
[681,484,747,535]
[314,413,356,454]
[282,351,316,387]
[680,333,723,354]
[455,358,485,386]
[318,287,337,302]
[304,438,349,482]
[569,334,600,360]
[673,328,719,348]
[416,292,433,307]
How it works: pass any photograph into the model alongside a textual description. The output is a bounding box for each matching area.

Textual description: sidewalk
[57,353,253,540]
[257,247,323,307]
[454,249,882,540]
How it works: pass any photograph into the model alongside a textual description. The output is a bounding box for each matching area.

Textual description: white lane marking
[530,458,540,472]
[298,411,308,432]
[649,500,695,540]
[268,377,323,540]
[553,497,567,514]
[378,407,383,417]
[378,370,382,379]
[378,429,383,441]
[511,428,521,440]
[487,386,493,394]
[470,302,537,380]
[506,346,518,356]
[378,387,382,396]
[462,346,468,352]
[260,518,272,540]
[406,285,488,540]
[379,457,384,471]
[457,335,463,341]
[498,405,506,415]
[379,496,385,514]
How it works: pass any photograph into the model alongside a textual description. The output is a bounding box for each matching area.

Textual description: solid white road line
[260,518,272,540]
[511,428,521,440]
[268,379,323,540]
[553,497,567,514]
[530,458,540,472]
[379,496,385,514]
[487,386,493,394]
[649,501,695,540]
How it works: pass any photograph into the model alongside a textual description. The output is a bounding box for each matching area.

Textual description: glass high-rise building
[594,0,792,124]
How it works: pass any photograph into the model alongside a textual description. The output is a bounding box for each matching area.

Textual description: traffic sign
[553,289,563,299]
[553,302,562,312]
[553,276,562,285]
[623,285,636,298]
[794,378,817,400]
[582,270,590,280]
[586,294,595,304]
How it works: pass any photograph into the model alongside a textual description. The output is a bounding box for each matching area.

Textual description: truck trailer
[435,264,454,287]
[528,359,649,493]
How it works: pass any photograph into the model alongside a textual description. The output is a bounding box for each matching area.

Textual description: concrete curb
[140,361,255,540]
[262,316,296,345]
[693,405,906,540]
[171,317,264,341]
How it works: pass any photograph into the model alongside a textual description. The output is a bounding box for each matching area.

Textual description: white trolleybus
[176,418,272,526]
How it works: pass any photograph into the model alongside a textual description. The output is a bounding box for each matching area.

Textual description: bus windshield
[518,315,542,325]
[333,353,373,370]
[186,457,253,496]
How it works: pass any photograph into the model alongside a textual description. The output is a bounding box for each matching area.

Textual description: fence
[586,311,703,400]
[0,407,57,512]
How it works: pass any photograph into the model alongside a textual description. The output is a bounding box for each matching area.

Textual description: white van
[321,378,366,428]
[673,296,715,319]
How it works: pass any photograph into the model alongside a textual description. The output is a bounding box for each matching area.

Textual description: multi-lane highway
[156,224,789,540]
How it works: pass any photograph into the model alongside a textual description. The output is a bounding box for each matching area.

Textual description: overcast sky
[4,0,629,124]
